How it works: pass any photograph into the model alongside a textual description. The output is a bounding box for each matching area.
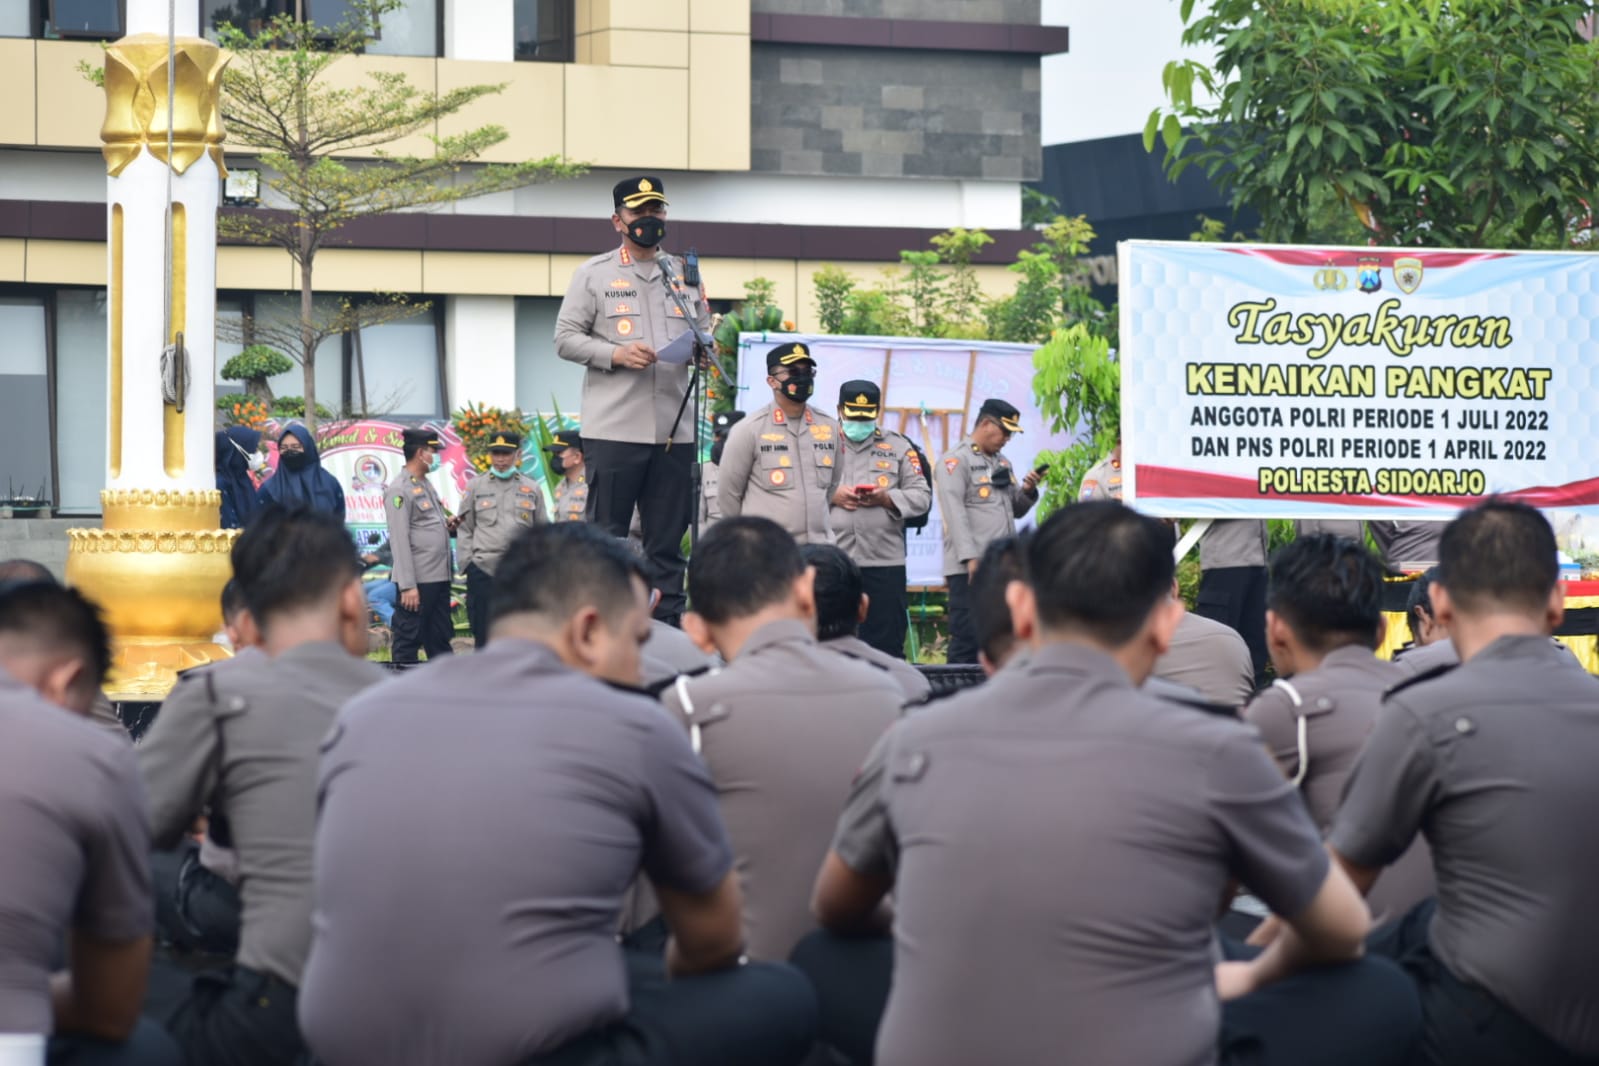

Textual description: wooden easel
[875,349,979,458]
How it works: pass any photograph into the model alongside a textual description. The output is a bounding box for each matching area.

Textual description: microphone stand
[657,251,722,553]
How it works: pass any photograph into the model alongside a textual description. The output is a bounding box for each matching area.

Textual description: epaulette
[602,678,657,699]
[1159,693,1240,719]
[641,663,713,700]
[1383,662,1457,701]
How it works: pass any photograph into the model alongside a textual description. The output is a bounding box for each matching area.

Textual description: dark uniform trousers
[945,573,978,665]
[391,580,454,663]
[791,929,1421,1066]
[859,565,909,660]
[523,949,817,1066]
[1368,900,1598,1066]
[151,842,241,958]
[1196,566,1269,682]
[145,961,304,1066]
[465,563,493,649]
[584,440,692,621]
[48,1021,181,1066]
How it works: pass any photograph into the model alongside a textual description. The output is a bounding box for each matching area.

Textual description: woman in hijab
[255,423,347,524]
[215,425,264,529]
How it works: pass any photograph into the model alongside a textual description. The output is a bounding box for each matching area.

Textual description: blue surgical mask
[842,420,877,443]
[428,457,441,473]
[490,466,516,480]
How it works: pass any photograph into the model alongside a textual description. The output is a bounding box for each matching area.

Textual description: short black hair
[0,581,111,686]
[801,543,862,641]
[972,535,1029,666]
[1406,567,1438,641]
[688,517,805,625]
[0,559,54,584]
[1437,500,1558,614]
[1026,501,1175,645]
[221,578,247,623]
[492,522,647,627]
[231,505,361,625]
[1267,534,1386,652]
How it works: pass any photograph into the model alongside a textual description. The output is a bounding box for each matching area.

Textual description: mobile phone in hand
[1033,463,1050,476]
[854,484,878,497]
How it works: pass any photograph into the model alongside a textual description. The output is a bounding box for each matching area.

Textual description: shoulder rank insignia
[944,457,959,473]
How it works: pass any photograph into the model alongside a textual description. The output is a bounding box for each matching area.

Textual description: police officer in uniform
[545,431,588,523]
[1077,442,1123,501]
[717,342,840,544]
[1370,519,1445,572]
[1196,518,1271,682]
[456,432,547,648]
[700,409,746,533]
[384,428,454,663]
[830,380,930,659]
[555,176,711,622]
[935,398,1039,664]
[1330,501,1599,1066]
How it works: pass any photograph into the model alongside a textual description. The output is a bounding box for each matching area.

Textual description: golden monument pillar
[65,2,235,698]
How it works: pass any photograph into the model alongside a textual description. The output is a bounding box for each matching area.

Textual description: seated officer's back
[667,518,901,961]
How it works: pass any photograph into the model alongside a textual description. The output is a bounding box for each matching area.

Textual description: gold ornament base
[66,489,238,700]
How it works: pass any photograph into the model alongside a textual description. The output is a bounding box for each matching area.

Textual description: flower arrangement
[451,402,532,473]
[217,393,272,428]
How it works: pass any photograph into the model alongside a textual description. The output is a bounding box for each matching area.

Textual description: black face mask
[548,454,566,475]
[627,216,666,248]
[711,438,727,465]
[780,372,815,404]
[280,451,312,472]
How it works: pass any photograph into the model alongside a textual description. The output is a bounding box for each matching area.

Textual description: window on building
[200,0,438,54]
[0,294,51,505]
[349,303,444,418]
[41,0,124,39]
[514,296,581,417]
[1,4,32,36]
[53,289,108,514]
[364,0,436,57]
[513,0,572,63]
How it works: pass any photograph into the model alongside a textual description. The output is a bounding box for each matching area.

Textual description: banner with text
[1121,241,1596,519]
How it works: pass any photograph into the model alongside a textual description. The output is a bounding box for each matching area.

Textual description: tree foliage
[1149,0,1599,248]
[213,0,585,427]
[1031,324,1120,519]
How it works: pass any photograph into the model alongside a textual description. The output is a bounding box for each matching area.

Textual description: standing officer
[700,409,746,533]
[545,431,588,522]
[1196,519,1271,682]
[1077,441,1123,501]
[830,380,930,659]
[555,176,711,622]
[456,431,546,648]
[935,398,1039,664]
[718,342,840,544]
[384,427,453,663]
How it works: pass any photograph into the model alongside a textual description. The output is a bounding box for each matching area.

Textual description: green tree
[214,1,584,427]
[811,265,855,334]
[220,343,293,402]
[1149,0,1599,247]
[1030,324,1119,518]
[930,227,994,338]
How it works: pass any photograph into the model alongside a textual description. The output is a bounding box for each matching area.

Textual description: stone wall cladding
[751,44,1041,180]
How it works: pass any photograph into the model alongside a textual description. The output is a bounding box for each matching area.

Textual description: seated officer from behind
[138,507,385,1065]
[0,581,177,1066]
[809,501,1418,1066]
[1243,534,1433,926]
[1151,604,1257,708]
[665,517,900,962]
[803,543,930,705]
[968,534,1031,676]
[456,431,547,648]
[300,522,816,1066]
[717,342,840,544]
[1330,501,1599,1066]
[1390,567,1460,679]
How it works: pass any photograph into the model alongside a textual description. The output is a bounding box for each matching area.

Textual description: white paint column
[128,0,197,37]
[444,0,515,61]
[445,295,519,408]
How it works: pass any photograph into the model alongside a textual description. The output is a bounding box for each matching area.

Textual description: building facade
[0,0,1064,515]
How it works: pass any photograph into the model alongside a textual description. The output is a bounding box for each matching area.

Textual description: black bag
[903,439,932,531]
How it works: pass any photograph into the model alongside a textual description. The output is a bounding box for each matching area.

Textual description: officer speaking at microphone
[555,176,711,623]
[829,380,930,659]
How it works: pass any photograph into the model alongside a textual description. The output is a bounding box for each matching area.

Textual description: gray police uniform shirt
[661,618,899,960]
[717,403,841,545]
[384,470,452,588]
[835,642,1330,1066]
[699,460,724,530]
[1294,518,1365,541]
[821,633,930,705]
[1151,610,1256,708]
[829,427,931,568]
[456,472,547,575]
[1077,452,1123,501]
[1199,518,1268,569]
[554,474,589,522]
[643,618,715,677]
[0,674,152,1035]
[1243,645,1434,923]
[554,246,710,445]
[936,436,1038,577]
[1390,636,1459,678]
[139,643,384,987]
[1330,635,1599,1056]
[1370,520,1444,570]
[301,639,733,1066]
